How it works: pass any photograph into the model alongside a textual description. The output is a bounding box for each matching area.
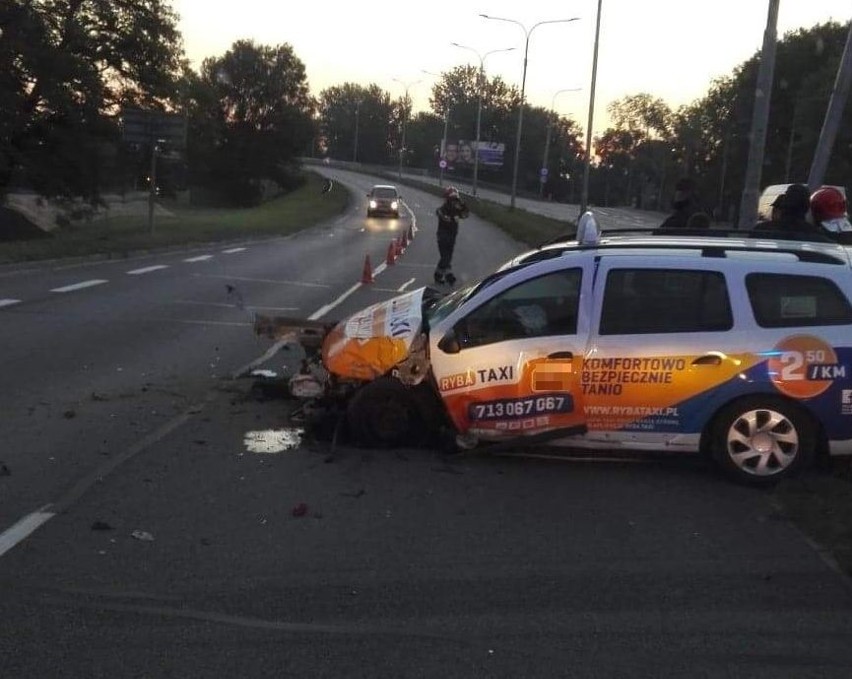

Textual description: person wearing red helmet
[810,186,852,243]
[433,186,469,285]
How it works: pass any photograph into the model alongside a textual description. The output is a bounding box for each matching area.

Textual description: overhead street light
[392,77,422,181]
[480,13,580,209]
[422,69,451,187]
[450,42,515,196]
[540,87,581,198]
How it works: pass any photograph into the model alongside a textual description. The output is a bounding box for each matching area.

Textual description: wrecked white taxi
[256,216,852,485]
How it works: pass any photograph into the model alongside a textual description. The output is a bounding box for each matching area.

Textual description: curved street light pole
[540,87,581,198]
[451,43,515,197]
[480,15,579,209]
[392,77,421,181]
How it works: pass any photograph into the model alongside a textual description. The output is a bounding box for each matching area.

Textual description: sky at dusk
[174,0,851,135]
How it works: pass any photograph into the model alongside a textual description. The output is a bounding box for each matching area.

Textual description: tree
[187,40,315,206]
[0,0,184,201]
[318,83,395,164]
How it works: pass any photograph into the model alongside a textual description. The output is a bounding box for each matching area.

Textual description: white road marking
[0,299,22,308]
[0,506,56,558]
[195,274,331,289]
[184,255,214,263]
[398,278,416,292]
[50,279,108,293]
[127,265,169,275]
[309,282,361,320]
[222,247,246,254]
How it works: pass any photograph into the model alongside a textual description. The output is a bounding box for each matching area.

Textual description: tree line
[1,2,849,214]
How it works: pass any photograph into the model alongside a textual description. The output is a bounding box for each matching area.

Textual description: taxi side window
[746,273,852,327]
[599,269,733,335]
[457,268,581,348]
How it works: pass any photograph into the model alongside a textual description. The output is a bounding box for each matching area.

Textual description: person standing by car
[754,183,823,238]
[434,186,469,285]
[659,177,702,229]
[810,186,852,244]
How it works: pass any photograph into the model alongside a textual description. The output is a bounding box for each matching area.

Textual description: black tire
[709,395,816,486]
[346,377,427,448]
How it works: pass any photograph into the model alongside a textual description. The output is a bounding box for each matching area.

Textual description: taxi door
[430,264,591,440]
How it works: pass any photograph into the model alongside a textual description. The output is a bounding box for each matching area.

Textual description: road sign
[120,109,187,148]
[540,167,549,176]
[439,159,447,169]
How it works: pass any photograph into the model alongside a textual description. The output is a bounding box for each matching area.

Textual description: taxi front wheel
[709,396,816,486]
[346,377,430,448]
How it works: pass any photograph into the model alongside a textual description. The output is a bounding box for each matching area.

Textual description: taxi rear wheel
[346,377,426,448]
[709,396,815,486]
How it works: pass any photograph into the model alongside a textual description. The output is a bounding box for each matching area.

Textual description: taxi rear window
[746,273,852,327]
[600,269,732,335]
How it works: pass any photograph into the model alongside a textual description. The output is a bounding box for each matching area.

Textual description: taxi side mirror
[437,329,461,355]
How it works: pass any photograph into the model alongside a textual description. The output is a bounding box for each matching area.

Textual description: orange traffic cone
[386,240,397,265]
[361,254,374,284]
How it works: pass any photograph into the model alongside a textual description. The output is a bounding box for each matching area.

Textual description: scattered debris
[131,530,155,542]
[341,489,366,499]
[0,463,11,477]
[291,503,308,518]
[250,369,278,379]
[200,538,211,546]
[91,392,108,402]
[91,521,113,531]
[63,410,76,419]
[194,439,207,446]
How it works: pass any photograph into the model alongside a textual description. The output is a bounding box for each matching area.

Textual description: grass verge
[0,171,350,264]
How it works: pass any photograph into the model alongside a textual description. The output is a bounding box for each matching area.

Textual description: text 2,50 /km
[469,394,574,421]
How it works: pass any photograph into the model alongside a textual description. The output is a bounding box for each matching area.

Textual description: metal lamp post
[422,69,451,187]
[450,43,515,196]
[480,14,579,209]
[540,87,581,198]
[353,100,361,163]
[392,77,421,181]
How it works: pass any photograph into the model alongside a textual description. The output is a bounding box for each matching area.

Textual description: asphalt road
[1,169,851,677]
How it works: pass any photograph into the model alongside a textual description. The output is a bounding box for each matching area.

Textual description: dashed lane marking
[0,299,22,308]
[398,278,416,292]
[127,265,169,275]
[184,255,214,263]
[222,247,246,254]
[0,507,55,558]
[50,279,108,293]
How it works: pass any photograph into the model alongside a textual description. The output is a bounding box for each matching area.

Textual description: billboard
[442,140,505,169]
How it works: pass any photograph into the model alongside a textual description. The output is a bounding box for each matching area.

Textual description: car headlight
[391,201,399,210]
[369,200,377,209]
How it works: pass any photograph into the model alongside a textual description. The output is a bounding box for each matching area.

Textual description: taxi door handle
[548,351,574,360]
[692,354,722,366]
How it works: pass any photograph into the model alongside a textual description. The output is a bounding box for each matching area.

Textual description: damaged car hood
[322,288,427,380]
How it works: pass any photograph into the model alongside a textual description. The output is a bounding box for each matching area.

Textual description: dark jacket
[436,197,469,236]
[753,215,828,241]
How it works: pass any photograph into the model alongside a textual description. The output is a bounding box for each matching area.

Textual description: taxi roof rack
[537,230,847,265]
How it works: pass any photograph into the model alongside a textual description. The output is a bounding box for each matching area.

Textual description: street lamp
[480,13,579,209]
[540,87,581,198]
[392,77,421,181]
[580,0,603,216]
[353,100,361,163]
[450,42,515,196]
[422,69,451,187]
